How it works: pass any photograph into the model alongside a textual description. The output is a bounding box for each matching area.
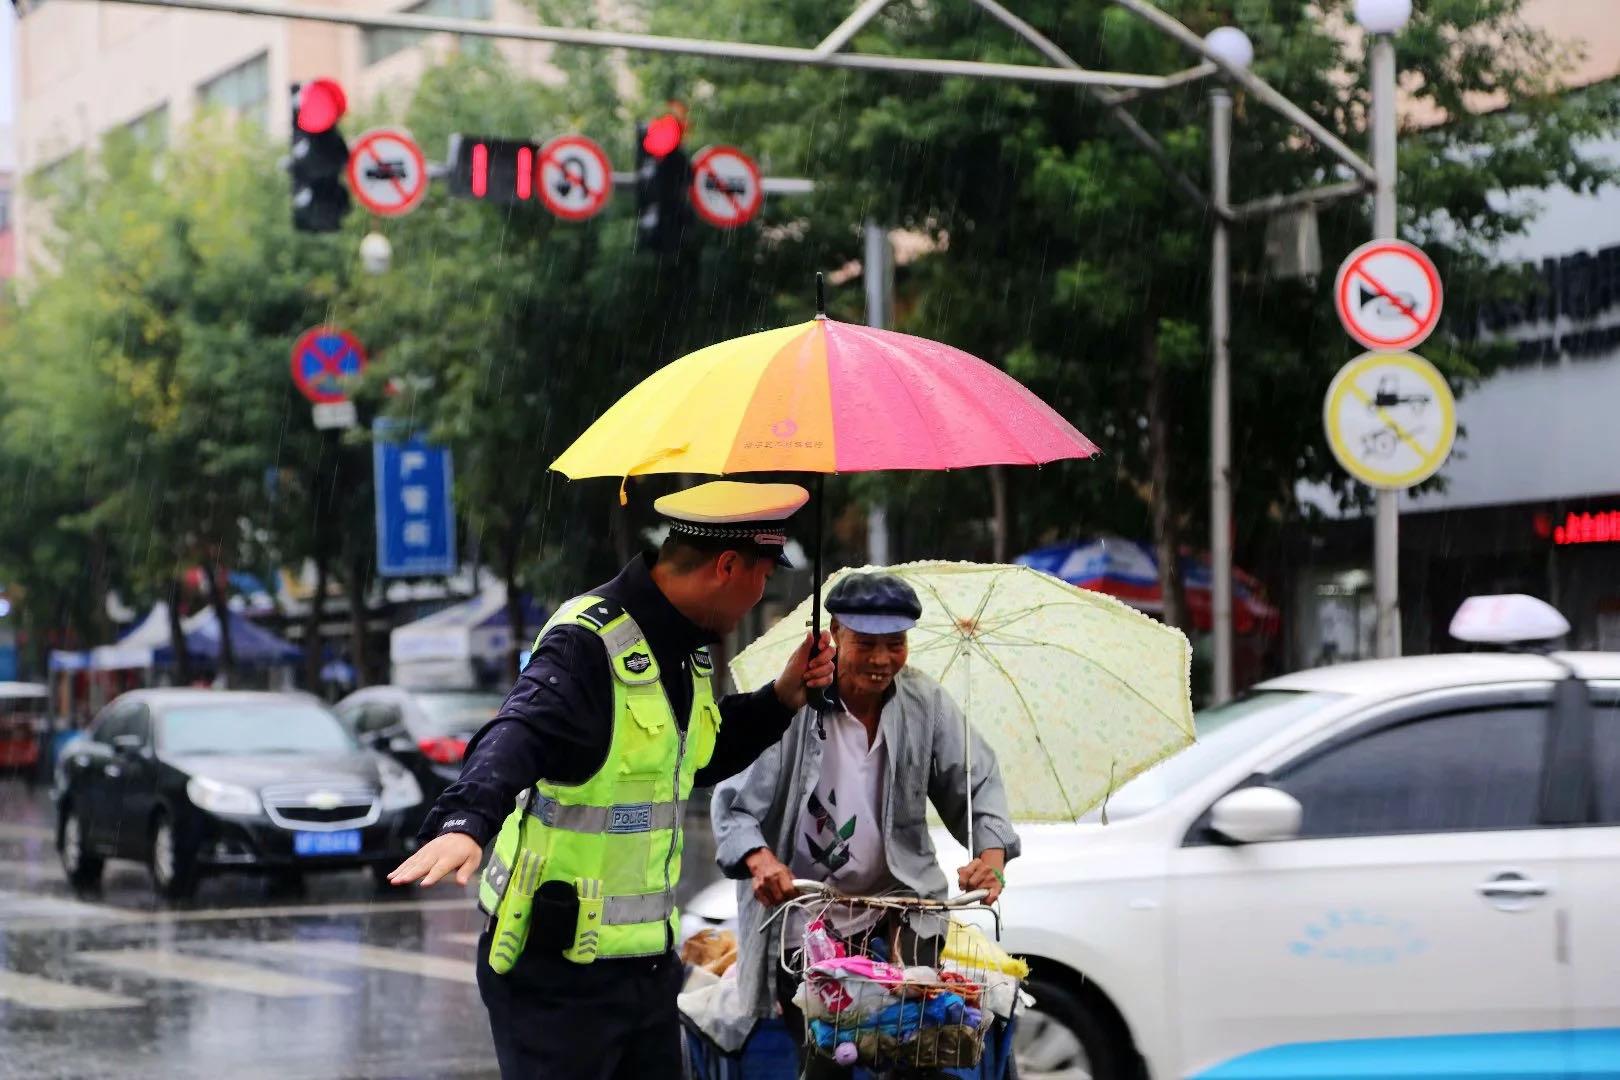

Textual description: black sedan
[334,686,503,803]
[55,689,426,900]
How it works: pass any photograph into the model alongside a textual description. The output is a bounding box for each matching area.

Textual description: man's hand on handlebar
[956,847,1006,905]
[744,847,798,907]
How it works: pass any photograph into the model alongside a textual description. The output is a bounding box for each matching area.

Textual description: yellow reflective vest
[479,595,719,967]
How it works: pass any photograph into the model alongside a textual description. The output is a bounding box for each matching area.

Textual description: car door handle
[1476,872,1549,905]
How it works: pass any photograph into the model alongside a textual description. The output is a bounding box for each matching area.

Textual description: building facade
[9,0,572,276]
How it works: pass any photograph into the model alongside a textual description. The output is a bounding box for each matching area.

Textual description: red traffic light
[642,114,684,159]
[297,79,348,135]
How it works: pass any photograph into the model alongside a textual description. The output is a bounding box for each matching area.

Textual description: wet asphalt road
[0,778,728,1080]
[0,778,494,1080]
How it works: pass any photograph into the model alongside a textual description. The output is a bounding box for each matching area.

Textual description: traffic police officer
[390,480,835,1079]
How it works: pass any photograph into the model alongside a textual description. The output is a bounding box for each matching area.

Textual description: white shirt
[788,707,898,935]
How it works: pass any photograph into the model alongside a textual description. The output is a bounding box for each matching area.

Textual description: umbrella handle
[808,472,837,732]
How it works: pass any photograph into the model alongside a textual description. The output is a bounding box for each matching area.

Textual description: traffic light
[289,80,351,233]
[635,108,692,255]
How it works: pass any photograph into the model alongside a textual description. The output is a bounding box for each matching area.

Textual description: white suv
[689,649,1620,1079]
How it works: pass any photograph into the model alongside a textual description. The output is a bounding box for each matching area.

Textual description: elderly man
[711,572,1019,1077]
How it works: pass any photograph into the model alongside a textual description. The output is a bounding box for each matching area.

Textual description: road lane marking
[0,824,55,841]
[78,949,353,997]
[0,889,143,928]
[249,941,478,985]
[441,931,482,946]
[0,895,473,934]
[0,969,141,1010]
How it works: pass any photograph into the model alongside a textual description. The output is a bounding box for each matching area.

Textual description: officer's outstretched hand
[388,832,484,888]
[773,630,836,712]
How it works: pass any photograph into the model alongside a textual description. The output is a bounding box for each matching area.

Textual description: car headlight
[379,763,423,811]
[186,776,262,816]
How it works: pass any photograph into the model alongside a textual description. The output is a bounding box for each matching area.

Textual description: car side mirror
[110,733,147,758]
[1209,786,1303,844]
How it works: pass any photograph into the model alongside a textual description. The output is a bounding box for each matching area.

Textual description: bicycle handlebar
[791,880,990,907]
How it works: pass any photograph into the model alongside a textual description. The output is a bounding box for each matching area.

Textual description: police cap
[654,481,809,568]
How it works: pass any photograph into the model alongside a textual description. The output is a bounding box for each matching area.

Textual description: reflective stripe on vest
[528,792,681,835]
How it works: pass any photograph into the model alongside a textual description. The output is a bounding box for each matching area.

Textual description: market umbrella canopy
[549,318,1099,479]
[729,562,1195,823]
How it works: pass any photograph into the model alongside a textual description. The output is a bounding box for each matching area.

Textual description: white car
[688,637,1619,1077]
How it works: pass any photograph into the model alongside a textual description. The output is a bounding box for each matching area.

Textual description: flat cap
[654,481,809,568]
[826,572,922,635]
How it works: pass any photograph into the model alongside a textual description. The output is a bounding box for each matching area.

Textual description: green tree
[3,120,366,681]
[612,0,1618,648]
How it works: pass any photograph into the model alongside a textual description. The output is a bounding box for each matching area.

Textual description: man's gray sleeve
[926,685,1022,860]
[711,729,787,879]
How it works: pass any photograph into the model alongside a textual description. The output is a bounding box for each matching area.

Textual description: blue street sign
[373,419,456,577]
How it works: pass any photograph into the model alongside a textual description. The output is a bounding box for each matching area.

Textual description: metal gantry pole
[863,220,893,566]
[1210,88,1235,704]
[1370,34,1401,659]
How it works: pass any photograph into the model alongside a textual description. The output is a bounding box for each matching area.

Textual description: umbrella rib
[908,569,1080,821]
[844,325,953,469]
[971,628,1194,736]
[965,632,1080,821]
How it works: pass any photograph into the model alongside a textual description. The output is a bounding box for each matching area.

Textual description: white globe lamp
[1354,0,1412,34]
[1203,27,1255,71]
[359,231,393,275]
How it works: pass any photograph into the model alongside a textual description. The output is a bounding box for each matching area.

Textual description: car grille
[260,783,380,832]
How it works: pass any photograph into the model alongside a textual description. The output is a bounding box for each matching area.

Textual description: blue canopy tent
[154,608,302,667]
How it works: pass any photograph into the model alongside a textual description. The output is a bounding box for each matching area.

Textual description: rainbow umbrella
[551,279,1100,658]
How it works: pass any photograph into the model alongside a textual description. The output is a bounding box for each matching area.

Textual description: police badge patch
[624,652,653,674]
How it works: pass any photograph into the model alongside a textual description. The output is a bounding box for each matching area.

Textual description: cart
[683,881,1022,1080]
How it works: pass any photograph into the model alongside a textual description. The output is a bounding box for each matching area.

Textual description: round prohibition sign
[689,145,763,229]
[346,128,429,217]
[537,134,612,221]
[1334,239,1443,352]
[290,326,368,405]
[1323,351,1456,490]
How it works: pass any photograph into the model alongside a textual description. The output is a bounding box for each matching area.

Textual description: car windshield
[1079,690,1345,822]
[413,691,504,736]
[159,701,356,755]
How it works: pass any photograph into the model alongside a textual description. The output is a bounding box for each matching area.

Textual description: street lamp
[1358,0,1411,658]
[1354,0,1413,35]
[1203,26,1254,71]
[1206,25,1248,703]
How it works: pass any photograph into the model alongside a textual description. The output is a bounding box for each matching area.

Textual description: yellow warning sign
[1323,351,1456,490]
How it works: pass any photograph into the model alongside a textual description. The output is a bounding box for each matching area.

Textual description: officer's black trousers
[477,928,685,1079]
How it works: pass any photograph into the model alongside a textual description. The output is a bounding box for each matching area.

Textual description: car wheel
[149,811,199,901]
[59,807,104,891]
[1015,975,1132,1080]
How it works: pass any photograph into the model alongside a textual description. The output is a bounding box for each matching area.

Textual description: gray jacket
[710,667,1021,1022]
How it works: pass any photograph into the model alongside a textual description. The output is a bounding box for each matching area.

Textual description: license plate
[294,830,362,856]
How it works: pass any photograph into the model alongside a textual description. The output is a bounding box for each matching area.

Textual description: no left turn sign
[538,134,613,221]
[346,128,428,217]
[1334,239,1443,352]
[689,145,763,229]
